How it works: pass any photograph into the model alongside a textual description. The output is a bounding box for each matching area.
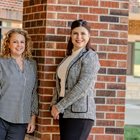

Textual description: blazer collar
[67,47,88,70]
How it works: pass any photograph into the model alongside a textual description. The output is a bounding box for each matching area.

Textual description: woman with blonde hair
[0,28,38,140]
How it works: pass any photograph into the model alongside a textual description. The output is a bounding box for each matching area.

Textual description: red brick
[115,135,124,140]
[116,121,125,127]
[108,53,127,60]
[95,82,105,89]
[47,5,67,12]
[100,60,117,67]
[58,0,78,5]
[100,31,119,37]
[56,43,67,50]
[106,98,125,105]
[96,90,116,97]
[98,53,107,59]
[69,6,88,13]
[46,126,60,133]
[95,135,114,140]
[47,0,57,4]
[96,105,115,112]
[39,95,52,102]
[116,106,125,112]
[80,0,99,6]
[58,13,77,20]
[90,8,108,14]
[52,134,60,140]
[109,39,128,45]
[91,127,104,133]
[37,117,51,125]
[79,15,98,21]
[101,1,119,8]
[96,120,115,126]
[39,111,51,118]
[97,75,116,82]
[87,135,94,140]
[120,17,129,23]
[45,50,65,57]
[117,91,125,97]
[46,20,66,27]
[57,28,70,35]
[106,113,125,119]
[96,113,105,119]
[118,61,127,68]
[117,76,126,82]
[47,13,57,19]
[120,32,128,38]
[40,134,51,140]
[91,23,108,29]
[92,37,107,44]
[47,28,55,34]
[110,24,128,31]
[119,46,128,52]
[39,80,56,87]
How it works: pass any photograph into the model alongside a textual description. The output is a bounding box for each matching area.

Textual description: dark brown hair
[66,19,94,56]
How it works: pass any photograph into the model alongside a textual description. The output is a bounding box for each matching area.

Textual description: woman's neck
[11,55,23,61]
[11,55,24,71]
[72,47,83,53]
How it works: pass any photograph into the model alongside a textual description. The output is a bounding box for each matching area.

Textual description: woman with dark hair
[51,19,100,140]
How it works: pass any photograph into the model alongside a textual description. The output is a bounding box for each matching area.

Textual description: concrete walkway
[25,134,39,140]
[125,99,140,125]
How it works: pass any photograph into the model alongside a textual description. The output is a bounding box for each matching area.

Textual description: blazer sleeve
[49,74,60,110]
[55,51,100,113]
[31,60,39,116]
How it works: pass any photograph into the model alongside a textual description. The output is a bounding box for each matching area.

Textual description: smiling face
[71,26,90,51]
[8,33,26,58]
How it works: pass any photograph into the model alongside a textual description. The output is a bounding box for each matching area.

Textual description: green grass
[125,125,140,140]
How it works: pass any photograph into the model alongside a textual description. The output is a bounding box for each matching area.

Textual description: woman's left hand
[51,105,59,120]
[27,115,36,133]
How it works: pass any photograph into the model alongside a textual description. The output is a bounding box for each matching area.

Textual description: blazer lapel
[67,48,88,71]
[56,47,88,96]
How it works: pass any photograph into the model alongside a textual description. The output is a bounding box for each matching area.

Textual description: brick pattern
[0,0,23,20]
[23,0,129,140]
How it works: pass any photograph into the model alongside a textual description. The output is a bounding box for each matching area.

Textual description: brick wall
[23,0,129,140]
[0,0,23,20]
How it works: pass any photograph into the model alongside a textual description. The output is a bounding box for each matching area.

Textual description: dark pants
[59,114,94,140]
[0,117,27,140]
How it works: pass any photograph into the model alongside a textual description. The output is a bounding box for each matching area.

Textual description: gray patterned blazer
[51,47,100,120]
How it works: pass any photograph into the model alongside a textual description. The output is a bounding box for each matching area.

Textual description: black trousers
[0,117,27,140]
[59,114,94,140]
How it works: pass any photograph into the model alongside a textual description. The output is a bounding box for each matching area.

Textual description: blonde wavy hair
[1,28,33,59]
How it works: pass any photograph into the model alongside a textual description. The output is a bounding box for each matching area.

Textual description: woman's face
[71,26,90,51]
[8,33,25,58]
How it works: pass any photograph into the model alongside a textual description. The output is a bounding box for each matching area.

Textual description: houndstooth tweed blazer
[51,47,100,120]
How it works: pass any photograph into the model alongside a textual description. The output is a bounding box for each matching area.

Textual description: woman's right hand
[51,105,59,120]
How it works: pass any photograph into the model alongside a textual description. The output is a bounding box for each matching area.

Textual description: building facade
[0,0,23,47]
[23,0,129,140]
[0,0,130,140]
